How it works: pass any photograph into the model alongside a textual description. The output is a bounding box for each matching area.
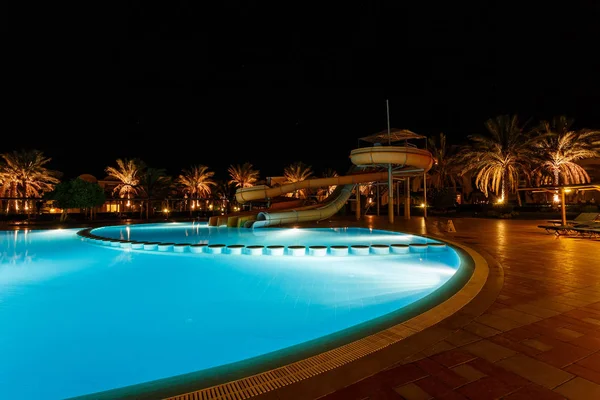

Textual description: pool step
[81,238,448,257]
[77,226,449,257]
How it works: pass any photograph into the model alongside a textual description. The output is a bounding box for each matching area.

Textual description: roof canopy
[359,128,426,144]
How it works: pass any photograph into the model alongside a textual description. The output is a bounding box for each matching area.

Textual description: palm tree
[411,132,463,205]
[105,159,144,209]
[458,114,536,205]
[532,116,600,186]
[0,149,61,215]
[177,165,216,215]
[426,133,462,190]
[228,162,260,189]
[138,167,172,219]
[0,167,17,214]
[214,180,237,213]
[316,168,339,201]
[283,161,313,199]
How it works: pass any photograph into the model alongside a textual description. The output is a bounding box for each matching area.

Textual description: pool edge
[69,233,490,400]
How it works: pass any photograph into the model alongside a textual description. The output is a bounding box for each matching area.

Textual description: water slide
[233,146,434,228]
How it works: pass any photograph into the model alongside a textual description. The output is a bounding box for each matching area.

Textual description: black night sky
[5,2,600,181]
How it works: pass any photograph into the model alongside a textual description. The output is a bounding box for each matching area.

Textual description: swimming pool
[0,223,468,399]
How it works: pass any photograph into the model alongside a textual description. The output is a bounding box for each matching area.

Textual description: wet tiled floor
[261,216,600,400]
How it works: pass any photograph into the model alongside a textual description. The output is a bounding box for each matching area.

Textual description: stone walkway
[260,216,600,400]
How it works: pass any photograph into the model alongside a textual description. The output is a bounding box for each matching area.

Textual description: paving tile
[575,353,600,373]
[455,376,516,400]
[586,302,600,311]
[513,303,561,318]
[521,338,554,352]
[502,326,540,342]
[561,322,600,336]
[552,327,584,340]
[434,391,469,400]
[565,308,600,320]
[475,313,524,331]
[467,357,530,389]
[533,334,571,348]
[530,317,567,330]
[554,377,600,400]
[534,342,595,368]
[565,363,600,385]
[582,317,600,326]
[554,314,600,332]
[393,383,432,400]
[496,354,574,389]
[369,387,405,400]
[413,358,444,375]
[461,339,517,363]
[445,329,481,347]
[430,368,471,390]
[378,363,429,387]
[569,334,600,351]
[529,299,575,313]
[420,340,456,357]
[489,335,546,357]
[450,364,487,384]
[501,383,567,400]
[413,376,453,398]
[549,296,593,307]
[429,350,477,368]
[462,321,502,338]
[491,307,543,325]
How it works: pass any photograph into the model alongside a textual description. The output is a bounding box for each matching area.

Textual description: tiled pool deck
[4,216,600,400]
[251,216,600,400]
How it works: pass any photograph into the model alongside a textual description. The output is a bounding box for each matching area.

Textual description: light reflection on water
[0,226,461,400]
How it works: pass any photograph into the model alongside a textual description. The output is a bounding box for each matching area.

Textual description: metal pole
[396,180,400,215]
[376,182,380,216]
[386,99,394,223]
[405,177,411,219]
[423,172,428,218]
[355,184,361,220]
[561,188,567,226]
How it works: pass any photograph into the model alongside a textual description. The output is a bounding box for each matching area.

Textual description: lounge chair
[539,212,600,235]
[545,212,600,226]
[570,222,600,238]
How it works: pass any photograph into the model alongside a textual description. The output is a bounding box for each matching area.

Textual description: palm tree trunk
[554,168,560,186]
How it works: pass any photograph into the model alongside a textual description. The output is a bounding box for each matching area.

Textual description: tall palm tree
[228,162,260,189]
[283,161,313,199]
[0,149,61,214]
[177,165,216,214]
[105,158,144,205]
[426,132,462,190]
[138,167,172,219]
[532,116,600,186]
[411,132,463,204]
[458,114,536,204]
[316,168,339,201]
[0,167,17,214]
[214,180,236,213]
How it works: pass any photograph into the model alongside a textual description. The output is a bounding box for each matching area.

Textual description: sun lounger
[538,224,576,235]
[546,212,600,226]
[570,222,600,238]
[539,212,600,235]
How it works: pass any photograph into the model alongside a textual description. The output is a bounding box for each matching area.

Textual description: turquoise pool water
[0,224,462,399]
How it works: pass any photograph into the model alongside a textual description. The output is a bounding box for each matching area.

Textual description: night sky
[5,2,600,181]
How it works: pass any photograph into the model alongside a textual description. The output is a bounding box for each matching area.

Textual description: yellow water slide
[235,146,434,228]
